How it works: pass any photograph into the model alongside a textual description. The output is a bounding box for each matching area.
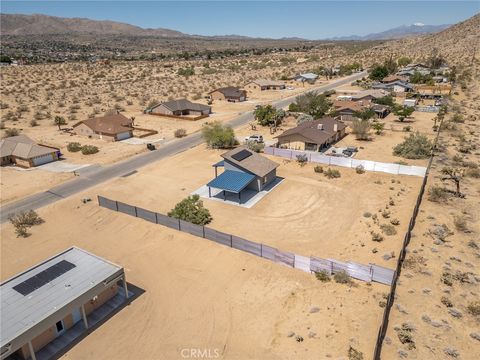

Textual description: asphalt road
[0,71,367,222]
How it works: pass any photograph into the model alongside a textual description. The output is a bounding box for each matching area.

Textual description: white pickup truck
[244,135,264,143]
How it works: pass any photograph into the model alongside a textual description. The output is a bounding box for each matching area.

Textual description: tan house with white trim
[244,79,286,91]
[0,135,60,168]
[73,113,133,141]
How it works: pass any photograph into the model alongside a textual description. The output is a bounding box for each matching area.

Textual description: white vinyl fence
[264,147,427,177]
[98,196,395,285]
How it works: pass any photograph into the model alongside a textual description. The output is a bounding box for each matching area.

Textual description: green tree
[178,67,195,77]
[369,65,389,81]
[168,194,212,225]
[296,113,314,124]
[54,116,67,130]
[353,108,376,121]
[374,96,395,107]
[202,121,237,149]
[289,92,332,118]
[394,106,415,122]
[254,105,277,126]
[0,55,12,64]
[371,122,385,135]
[393,132,433,159]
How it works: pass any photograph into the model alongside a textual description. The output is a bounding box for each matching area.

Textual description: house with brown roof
[72,113,133,142]
[350,89,390,102]
[244,79,286,91]
[209,87,247,102]
[333,100,367,116]
[0,135,60,168]
[206,146,280,203]
[275,118,347,152]
[149,99,211,118]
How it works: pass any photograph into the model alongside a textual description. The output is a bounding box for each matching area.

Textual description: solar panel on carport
[231,149,252,162]
[12,260,76,296]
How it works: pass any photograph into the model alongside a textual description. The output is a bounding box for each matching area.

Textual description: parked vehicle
[146,143,156,151]
[244,135,264,143]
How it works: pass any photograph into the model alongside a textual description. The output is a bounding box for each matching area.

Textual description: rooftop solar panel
[231,149,252,162]
[12,260,76,296]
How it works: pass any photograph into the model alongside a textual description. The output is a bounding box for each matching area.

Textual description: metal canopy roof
[207,170,255,193]
[212,160,224,167]
[0,247,124,350]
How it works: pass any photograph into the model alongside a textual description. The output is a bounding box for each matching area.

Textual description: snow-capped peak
[413,22,425,27]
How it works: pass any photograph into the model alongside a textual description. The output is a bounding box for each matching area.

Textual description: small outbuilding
[207,147,279,202]
[0,247,129,360]
[209,87,247,102]
[72,113,133,141]
[0,135,60,168]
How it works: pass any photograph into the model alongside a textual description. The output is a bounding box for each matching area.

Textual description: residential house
[0,135,60,168]
[350,89,390,102]
[333,100,367,116]
[0,247,129,360]
[292,73,318,84]
[414,84,452,98]
[72,113,133,141]
[381,75,408,83]
[207,146,279,202]
[372,80,414,93]
[244,79,286,91]
[149,99,211,117]
[275,117,347,152]
[209,87,247,102]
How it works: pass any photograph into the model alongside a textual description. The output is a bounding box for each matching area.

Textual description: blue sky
[1,1,479,39]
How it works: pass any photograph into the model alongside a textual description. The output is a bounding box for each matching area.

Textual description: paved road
[0,71,367,222]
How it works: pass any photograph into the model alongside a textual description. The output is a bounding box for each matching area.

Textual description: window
[56,321,64,333]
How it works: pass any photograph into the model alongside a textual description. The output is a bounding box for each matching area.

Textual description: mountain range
[0,13,452,41]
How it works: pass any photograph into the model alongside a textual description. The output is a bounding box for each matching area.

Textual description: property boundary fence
[97,196,395,286]
[264,146,427,177]
[372,116,444,359]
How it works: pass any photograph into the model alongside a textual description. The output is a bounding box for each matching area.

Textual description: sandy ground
[1,177,386,360]
[0,167,73,205]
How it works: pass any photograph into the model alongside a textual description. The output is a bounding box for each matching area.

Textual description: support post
[238,192,241,203]
[215,167,218,178]
[123,276,129,299]
[81,304,89,329]
[223,190,226,201]
[28,341,36,360]
[208,187,211,198]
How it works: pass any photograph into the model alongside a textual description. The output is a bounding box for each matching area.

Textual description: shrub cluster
[8,210,44,237]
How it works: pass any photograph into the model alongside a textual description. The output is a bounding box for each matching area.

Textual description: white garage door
[32,154,54,166]
[117,132,131,141]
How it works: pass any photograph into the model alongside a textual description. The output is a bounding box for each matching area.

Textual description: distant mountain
[0,13,187,37]
[331,23,451,41]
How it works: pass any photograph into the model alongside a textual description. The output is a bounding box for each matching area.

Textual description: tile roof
[74,113,133,135]
[221,146,279,178]
[275,117,346,146]
[0,135,58,159]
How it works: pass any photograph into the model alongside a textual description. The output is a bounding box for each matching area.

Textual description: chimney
[334,123,338,132]
[317,124,323,130]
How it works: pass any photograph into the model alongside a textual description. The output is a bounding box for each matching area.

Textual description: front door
[55,320,66,336]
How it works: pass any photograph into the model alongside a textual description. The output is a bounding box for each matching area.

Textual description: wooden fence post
[115,201,118,211]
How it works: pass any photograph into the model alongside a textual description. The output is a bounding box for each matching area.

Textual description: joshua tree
[54,116,67,130]
[441,167,464,197]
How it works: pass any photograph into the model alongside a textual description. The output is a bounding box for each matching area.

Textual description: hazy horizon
[1,1,479,39]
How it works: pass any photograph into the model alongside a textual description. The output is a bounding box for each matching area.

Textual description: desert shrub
[467,301,480,316]
[314,270,331,282]
[451,113,464,123]
[333,271,352,284]
[0,121,5,129]
[174,128,187,138]
[380,224,397,236]
[296,113,314,125]
[465,167,480,178]
[351,119,370,140]
[3,128,20,138]
[393,132,433,159]
[371,232,384,242]
[296,154,308,166]
[202,121,237,149]
[178,67,195,77]
[314,165,324,173]
[442,271,454,286]
[355,165,365,174]
[168,194,212,225]
[81,145,99,155]
[8,210,44,238]
[67,142,82,152]
[30,119,38,127]
[441,296,453,308]
[246,141,264,153]
[288,91,331,118]
[390,218,400,226]
[363,212,372,218]
[381,210,390,218]
[324,168,341,179]
[396,323,416,350]
[428,186,450,202]
[348,346,364,360]
[453,215,468,232]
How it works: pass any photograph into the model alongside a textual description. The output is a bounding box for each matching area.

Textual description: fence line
[372,115,444,359]
[98,196,394,286]
[264,146,427,177]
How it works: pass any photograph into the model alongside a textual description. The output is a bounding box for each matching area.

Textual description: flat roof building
[1,247,129,360]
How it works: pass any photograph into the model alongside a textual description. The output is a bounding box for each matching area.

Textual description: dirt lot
[1,177,386,360]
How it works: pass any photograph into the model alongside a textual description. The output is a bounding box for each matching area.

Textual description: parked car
[245,135,264,143]
[146,143,156,151]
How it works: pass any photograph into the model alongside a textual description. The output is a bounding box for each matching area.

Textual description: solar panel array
[12,260,76,296]
[231,149,252,162]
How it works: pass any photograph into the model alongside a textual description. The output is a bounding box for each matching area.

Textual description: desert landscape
[1,6,479,360]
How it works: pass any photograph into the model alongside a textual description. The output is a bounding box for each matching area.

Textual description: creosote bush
[314,165,324,173]
[393,132,433,159]
[81,145,99,155]
[174,128,187,138]
[380,224,397,236]
[168,194,212,225]
[348,346,364,360]
[8,210,44,238]
[355,165,365,174]
[314,270,331,282]
[428,185,450,203]
[467,301,480,316]
[324,168,341,179]
[67,142,82,152]
[333,271,352,284]
[395,323,416,350]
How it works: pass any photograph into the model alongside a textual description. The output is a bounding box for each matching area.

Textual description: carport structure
[207,170,256,203]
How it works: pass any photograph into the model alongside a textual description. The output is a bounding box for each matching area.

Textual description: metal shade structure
[206,170,256,202]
